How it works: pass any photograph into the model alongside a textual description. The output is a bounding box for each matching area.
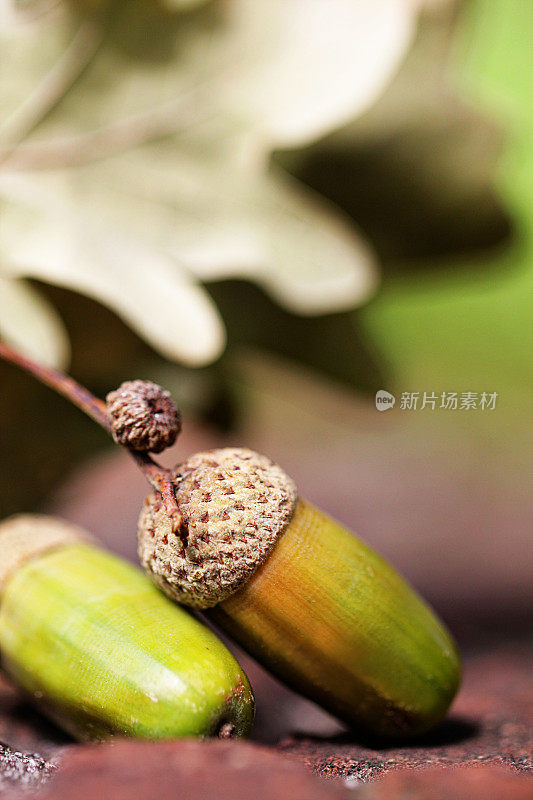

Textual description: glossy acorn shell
[209,499,460,739]
[0,543,254,741]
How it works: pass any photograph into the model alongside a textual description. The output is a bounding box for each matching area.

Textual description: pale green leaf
[0,0,414,364]
[3,1,419,151]
[0,4,97,147]
[184,166,378,314]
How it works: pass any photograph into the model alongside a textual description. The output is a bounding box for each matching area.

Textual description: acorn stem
[0,341,110,431]
[133,451,181,525]
[0,341,181,523]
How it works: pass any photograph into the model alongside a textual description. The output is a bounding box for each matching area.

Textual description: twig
[0,341,181,524]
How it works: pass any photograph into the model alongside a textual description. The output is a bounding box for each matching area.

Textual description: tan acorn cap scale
[0,514,90,592]
[138,448,297,608]
[0,341,460,741]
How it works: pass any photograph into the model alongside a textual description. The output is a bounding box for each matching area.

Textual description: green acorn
[138,447,460,739]
[0,514,253,741]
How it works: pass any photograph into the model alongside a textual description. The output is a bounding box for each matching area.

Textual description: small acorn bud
[0,515,254,741]
[106,380,181,453]
[138,447,461,740]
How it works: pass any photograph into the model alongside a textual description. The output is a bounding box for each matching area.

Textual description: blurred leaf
[189,165,377,315]
[0,13,102,150]
[0,173,226,366]
[0,0,421,365]
[16,139,377,316]
[215,0,419,149]
[9,0,418,150]
[0,274,69,368]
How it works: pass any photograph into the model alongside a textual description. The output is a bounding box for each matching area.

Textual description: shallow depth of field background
[0,0,531,739]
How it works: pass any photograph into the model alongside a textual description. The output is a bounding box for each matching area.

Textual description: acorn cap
[0,514,88,593]
[106,380,181,454]
[138,447,297,609]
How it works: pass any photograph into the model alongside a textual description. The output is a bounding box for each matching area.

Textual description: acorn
[138,447,461,739]
[0,342,460,739]
[0,514,254,741]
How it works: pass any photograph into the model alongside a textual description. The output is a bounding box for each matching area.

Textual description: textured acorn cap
[0,514,88,593]
[138,447,297,609]
[106,380,181,454]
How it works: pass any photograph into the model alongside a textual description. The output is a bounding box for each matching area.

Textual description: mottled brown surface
[1,733,531,800]
[353,765,532,799]
[1,740,350,800]
[106,380,181,454]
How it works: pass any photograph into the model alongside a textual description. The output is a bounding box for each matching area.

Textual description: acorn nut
[0,515,254,741]
[138,447,461,739]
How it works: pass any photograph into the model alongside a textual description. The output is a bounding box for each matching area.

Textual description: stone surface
[2,740,350,800]
[0,742,55,790]
[352,764,532,799]
[2,738,531,800]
